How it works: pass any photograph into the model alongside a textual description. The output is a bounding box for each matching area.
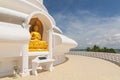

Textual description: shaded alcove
[29,18,43,39]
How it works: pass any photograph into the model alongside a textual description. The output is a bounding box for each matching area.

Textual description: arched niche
[26,11,55,52]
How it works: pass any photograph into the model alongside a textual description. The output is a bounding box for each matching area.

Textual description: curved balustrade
[66,51,120,66]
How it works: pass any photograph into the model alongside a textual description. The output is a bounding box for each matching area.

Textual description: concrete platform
[1,55,120,80]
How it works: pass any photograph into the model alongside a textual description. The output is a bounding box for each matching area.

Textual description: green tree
[108,48,116,53]
[86,45,116,53]
[86,47,91,51]
[103,47,107,52]
[93,45,100,52]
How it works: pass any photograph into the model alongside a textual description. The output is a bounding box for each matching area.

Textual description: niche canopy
[27,12,54,30]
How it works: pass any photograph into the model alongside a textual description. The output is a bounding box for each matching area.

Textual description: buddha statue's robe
[29,31,48,52]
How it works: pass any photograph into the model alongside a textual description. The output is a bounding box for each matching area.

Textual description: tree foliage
[86,45,116,53]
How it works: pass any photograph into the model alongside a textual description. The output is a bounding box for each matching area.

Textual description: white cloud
[114,33,120,37]
[53,11,120,49]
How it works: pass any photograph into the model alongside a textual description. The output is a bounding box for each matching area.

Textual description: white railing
[66,51,120,65]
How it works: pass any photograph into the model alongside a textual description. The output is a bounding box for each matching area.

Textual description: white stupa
[0,0,77,77]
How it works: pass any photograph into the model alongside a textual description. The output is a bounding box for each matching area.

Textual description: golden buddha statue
[29,25,48,52]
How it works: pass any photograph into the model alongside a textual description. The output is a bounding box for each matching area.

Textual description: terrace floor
[1,55,120,80]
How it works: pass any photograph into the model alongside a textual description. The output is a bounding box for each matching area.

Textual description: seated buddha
[29,25,48,52]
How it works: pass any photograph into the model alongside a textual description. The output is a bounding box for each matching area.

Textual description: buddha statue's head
[33,25,39,32]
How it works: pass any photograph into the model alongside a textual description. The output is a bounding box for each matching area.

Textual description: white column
[20,44,29,76]
[48,28,54,70]
[20,23,30,76]
[48,28,53,59]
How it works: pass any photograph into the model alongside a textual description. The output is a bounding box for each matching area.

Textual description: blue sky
[44,0,120,49]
